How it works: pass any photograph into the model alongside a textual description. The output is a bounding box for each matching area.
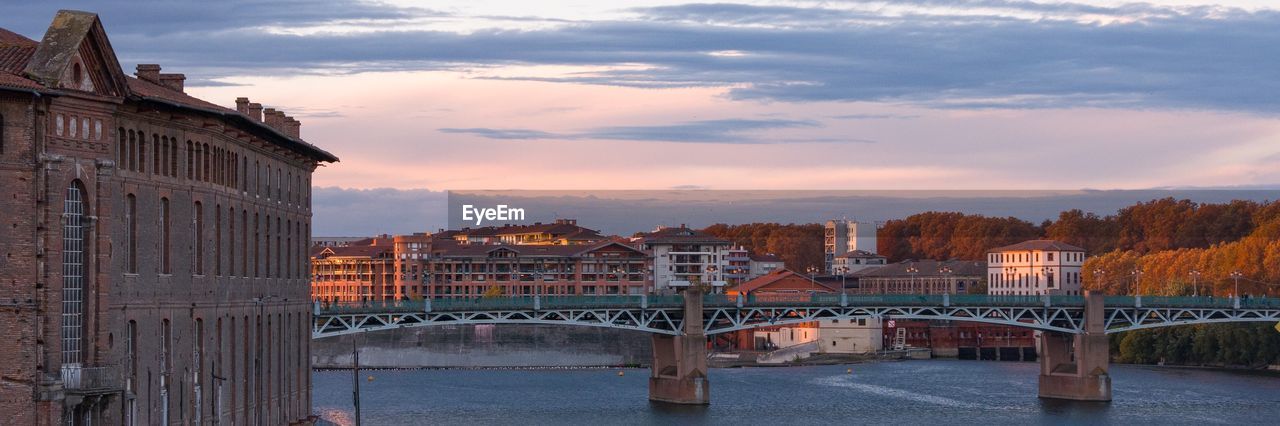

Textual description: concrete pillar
[649,290,710,404]
[1038,291,1111,401]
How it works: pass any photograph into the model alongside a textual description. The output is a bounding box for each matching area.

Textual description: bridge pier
[1038,291,1111,402]
[649,290,710,405]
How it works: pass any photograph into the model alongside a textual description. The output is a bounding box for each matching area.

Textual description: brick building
[311,237,396,303]
[312,222,648,301]
[0,11,336,425]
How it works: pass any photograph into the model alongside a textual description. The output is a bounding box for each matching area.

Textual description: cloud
[830,113,920,120]
[312,187,447,235]
[438,118,841,144]
[438,127,563,140]
[8,1,1280,112]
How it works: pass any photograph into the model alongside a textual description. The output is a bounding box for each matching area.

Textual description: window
[161,319,172,422]
[1047,252,1054,261]
[229,207,236,277]
[169,138,178,178]
[69,116,76,138]
[127,130,136,171]
[125,194,137,273]
[62,182,88,367]
[81,119,88,140]
[195,201,204,275]
[153,135,160,174]
[187,140,194,179]
[138,132,146,173]
[1,112,5,154]
[56,114,64,136]
[161,197,171,274]
[216,206,222,276]
[94,120,101,140]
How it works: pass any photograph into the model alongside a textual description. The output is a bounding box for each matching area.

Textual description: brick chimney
[263,108,286,132]
[285,116,301,139]
[235,97,250,114]
[247,103,263,122]
[135,64,161,83]
[158,73,185,92]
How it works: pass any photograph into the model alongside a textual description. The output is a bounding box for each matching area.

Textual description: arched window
[62,182,89,367]
[187,140,194,180]
[125,193,137,273]
[215,205,222,276]
[152,134,160,174]
[160,136,169,176]
[161,197,171,274]
[253,213,260,278]
[127,129,136,171]
[195,201,204,275]
[203,142,211,182]
[242,210,249,278]
[137,132,146,174]
[169,138,178,178]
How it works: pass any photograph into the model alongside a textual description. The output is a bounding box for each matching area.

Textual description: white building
[748,253,785,277]
[832,250,887,275]
[817,317,884,354]
[638,226,730,293]
[825,220,877,274]
[987,240,1086,296]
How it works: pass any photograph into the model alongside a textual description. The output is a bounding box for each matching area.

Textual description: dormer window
[72,63,82,88]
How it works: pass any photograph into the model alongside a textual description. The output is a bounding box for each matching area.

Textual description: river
[312,360,1280,425]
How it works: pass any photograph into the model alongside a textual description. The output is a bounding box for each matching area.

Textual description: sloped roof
[988,239,1085,253]
[637,227,729,244]
[749,253,783,262]
[0,10,339,163]
[837,250,883,259]
[737,269,842,294]
[852,259,987,278]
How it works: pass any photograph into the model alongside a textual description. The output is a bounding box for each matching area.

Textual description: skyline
[5,0,1280,194]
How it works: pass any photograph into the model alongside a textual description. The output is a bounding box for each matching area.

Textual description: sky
[5,0,1280,234]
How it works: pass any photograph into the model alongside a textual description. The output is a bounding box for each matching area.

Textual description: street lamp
[1230,270,1243,298]
[1092,269,1106,296]
[806,266,820,295]
[1189,270,1201,297]
[1129,268,1142,295]
[939,265,954,294]
[906,265,919,293]
[837,266,849,296]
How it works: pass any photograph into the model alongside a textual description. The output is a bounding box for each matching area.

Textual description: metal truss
[1103,307,1280,334]
[314,304,1280,339]
[314,307,687,338]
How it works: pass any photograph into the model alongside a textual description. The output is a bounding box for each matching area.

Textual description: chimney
[262,108,282,130]
[135,64,161,83]
[158,73,185,92]
[235,97,250,114]
[285,116,301,139]
[247,103,263,122]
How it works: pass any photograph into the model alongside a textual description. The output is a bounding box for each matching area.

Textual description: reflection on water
[313,360,1280,425]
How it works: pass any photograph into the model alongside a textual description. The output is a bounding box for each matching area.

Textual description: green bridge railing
[316,294,1280,315]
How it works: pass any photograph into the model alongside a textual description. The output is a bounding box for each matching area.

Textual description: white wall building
[638,226,730,293]
[825,220,877,274]
[817,317,884,354]
[987,240,1086,296]
[832,250,887,275]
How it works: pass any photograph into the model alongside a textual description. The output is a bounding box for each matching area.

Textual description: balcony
[61,364,123,394]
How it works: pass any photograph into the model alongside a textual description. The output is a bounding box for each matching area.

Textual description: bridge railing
[314,294,1280,316]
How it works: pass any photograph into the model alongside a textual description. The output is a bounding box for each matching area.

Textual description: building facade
[824,220,876,274]
[310,237,396,303]
[0,11,336,425]
[986,240,1086,296]
[851,259,985,294]
[831,249,887,275]
[636,226,730,292]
